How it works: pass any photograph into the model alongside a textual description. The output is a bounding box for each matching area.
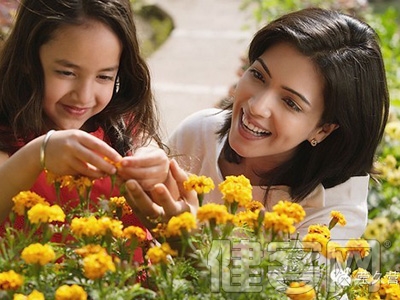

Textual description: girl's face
[230,42,335,166]
[40,19,122,130]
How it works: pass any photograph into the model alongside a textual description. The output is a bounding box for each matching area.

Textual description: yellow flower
[110,196,132,216]
[329,210,347,228]
[326,241,347,262]
[97,216,124,238]
[55,284,87,300]
[71,216,99,238]
[83,252,116,280]
[232,210,259,229]
[71,216,123,238]
[385,121,400,140]
[165,212,197,237]
[244,200,264,212]
[345,239,370,258]
[302,233,329,256]
[21,243,55,266]
[183,174,215,194]
[363,217,391,242]
[387,169,400,186]
[386,284,400,299]
[307,224,331,239]
[273,200,306,223]
[123,225,147,242]
[0,270,23,290]
[103,156,122,168]
[197,203,233,224]
[263,211,296,234]
[285,281,316,300]
[145,242,178,264]
[27,203,65,224]
[75,244,107,257]
[13,289,45,300]
[12,191,49,216]
[218,175,252,206]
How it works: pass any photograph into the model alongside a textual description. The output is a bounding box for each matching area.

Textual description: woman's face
[39,19,122,130]
[229,42,333,165]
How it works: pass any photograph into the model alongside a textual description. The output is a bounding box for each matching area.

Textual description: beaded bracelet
[39,130,55,170]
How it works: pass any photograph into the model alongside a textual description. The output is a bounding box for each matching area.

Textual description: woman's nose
[248,91,274,118]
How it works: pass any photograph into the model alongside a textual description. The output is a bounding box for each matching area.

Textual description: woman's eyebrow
[256,58,271,78]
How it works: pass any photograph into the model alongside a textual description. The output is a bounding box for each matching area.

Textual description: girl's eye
[283,97,302,112]
[98,74,115,81]
[249,68,265,83]
[56,70,74,77]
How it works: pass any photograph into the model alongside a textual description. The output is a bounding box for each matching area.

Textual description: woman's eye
[283,97,302,112]
[249,69,265,83]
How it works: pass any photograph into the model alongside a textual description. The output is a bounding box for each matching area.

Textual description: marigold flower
[75,244,107,257]
[329,210,347,229]
[263,211,296,234]
[110,196,132,216]
[307,224,331,239]
[183,174,215,194]
[14,289,45,300]
[165,212,197,237]
[27,203,65,224]
[272,200,305,223]
[123,225,147,242]
[218,175,252,206]
[21,243,55,266]
[197,203,232,224]
[97,216,124,238]
[326,241,347,262]
[345,239,370,258]
[286,281,316,300]
[386,284,400,299]
[244,200,264,212]
[55,284,87,300]
[233,210,259,229]
[12,191,49,216]
[0,270,23,290]
[302,233,329,256]
[145,242,178,264]
[83,252,116,280]
[103,156,122,168]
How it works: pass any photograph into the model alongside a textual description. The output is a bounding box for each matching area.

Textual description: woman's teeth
[242,114,271,136]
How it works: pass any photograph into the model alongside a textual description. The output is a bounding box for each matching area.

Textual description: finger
[124,179,164,219]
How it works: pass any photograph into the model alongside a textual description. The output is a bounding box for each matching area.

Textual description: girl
[127,8,390,240]
[0,0,170,261]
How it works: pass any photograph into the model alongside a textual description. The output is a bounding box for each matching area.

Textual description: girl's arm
[0,129,122,222]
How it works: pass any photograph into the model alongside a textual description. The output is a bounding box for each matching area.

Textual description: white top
[169,108,369,240]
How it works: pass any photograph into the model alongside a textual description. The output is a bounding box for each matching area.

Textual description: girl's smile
[39,19,122,130]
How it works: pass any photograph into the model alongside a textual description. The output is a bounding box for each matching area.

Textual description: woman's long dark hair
[218,8,389,201]
[0,0,163,155]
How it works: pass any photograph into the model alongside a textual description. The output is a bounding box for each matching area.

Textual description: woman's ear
[310,123,339,144]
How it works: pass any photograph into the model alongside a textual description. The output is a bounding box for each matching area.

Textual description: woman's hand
[44,129,122,178]
[124,159,198,229]
[117,146,170,191]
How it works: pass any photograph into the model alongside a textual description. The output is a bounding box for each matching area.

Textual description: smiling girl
[0,0,171,261]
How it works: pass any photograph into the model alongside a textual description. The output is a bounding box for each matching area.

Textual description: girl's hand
[124,159,198,229]
[43,129,122,178]
[117,146,169,191]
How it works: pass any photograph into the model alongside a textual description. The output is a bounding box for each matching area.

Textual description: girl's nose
[71,80,94,104]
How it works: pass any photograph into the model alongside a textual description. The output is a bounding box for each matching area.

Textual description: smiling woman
[159,7,390,241]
